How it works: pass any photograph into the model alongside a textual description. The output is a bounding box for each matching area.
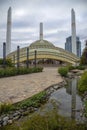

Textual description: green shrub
[68,65,76,71]
[58,67,68,77]
[0,67,43,78]
[76,65,85,70]
[78,71,87,93]
[67,65,85,71]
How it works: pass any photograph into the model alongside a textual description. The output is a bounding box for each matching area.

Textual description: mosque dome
[29,40,55,49]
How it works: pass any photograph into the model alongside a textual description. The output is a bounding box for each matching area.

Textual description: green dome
[30,40,55,49]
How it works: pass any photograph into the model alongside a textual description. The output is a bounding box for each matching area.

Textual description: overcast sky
[0,0,87,57]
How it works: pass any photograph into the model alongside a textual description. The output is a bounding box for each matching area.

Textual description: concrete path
[0,67,63,103]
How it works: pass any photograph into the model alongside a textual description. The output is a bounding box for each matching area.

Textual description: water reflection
[38,78,84,121]
[71,78,77,119]
[49,78,84,121]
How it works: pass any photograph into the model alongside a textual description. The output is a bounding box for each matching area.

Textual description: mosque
[6,8,79,65]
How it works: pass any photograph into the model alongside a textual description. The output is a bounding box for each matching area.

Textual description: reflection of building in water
[66,78,77,119]
[66,80,72,95]
[71,78,77,119]
[66,78,78,95]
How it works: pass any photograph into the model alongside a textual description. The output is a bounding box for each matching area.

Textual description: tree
[80,40,87,65]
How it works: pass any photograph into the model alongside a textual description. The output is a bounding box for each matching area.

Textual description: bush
[0,67,43,78]
[78,71,87,93]
[76,65,85,70]
[58,67,68,77]
[68,65,76,71]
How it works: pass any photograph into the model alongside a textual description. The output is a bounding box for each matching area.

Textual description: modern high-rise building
[65,36,81,57]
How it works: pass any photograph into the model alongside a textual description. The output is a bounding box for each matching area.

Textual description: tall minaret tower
[40,22,43,40]
[71,9,77,55]
[6,7,12,55]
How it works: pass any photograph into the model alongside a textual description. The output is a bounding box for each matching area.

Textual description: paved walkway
[0,67,63,103]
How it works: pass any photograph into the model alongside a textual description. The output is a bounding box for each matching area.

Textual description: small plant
[58,67,68,77]
[0,102,13,114]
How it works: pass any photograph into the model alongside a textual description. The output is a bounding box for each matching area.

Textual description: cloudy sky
[0,0,87,57]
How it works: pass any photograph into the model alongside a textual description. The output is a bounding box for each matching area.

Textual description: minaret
[6,7,12,55]
[40,22,43,40]
[71,9,77,55]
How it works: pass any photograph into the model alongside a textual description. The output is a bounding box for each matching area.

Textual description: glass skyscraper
[65,36,81,57]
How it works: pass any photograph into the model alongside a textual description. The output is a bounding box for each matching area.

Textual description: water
[39,78,85,122]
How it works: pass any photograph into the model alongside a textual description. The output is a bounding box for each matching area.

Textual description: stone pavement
[0,67,63,103]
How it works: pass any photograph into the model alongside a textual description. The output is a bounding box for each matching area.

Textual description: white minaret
[71,9,77,55]
[40,22,43,40]
[6,7,12,55]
